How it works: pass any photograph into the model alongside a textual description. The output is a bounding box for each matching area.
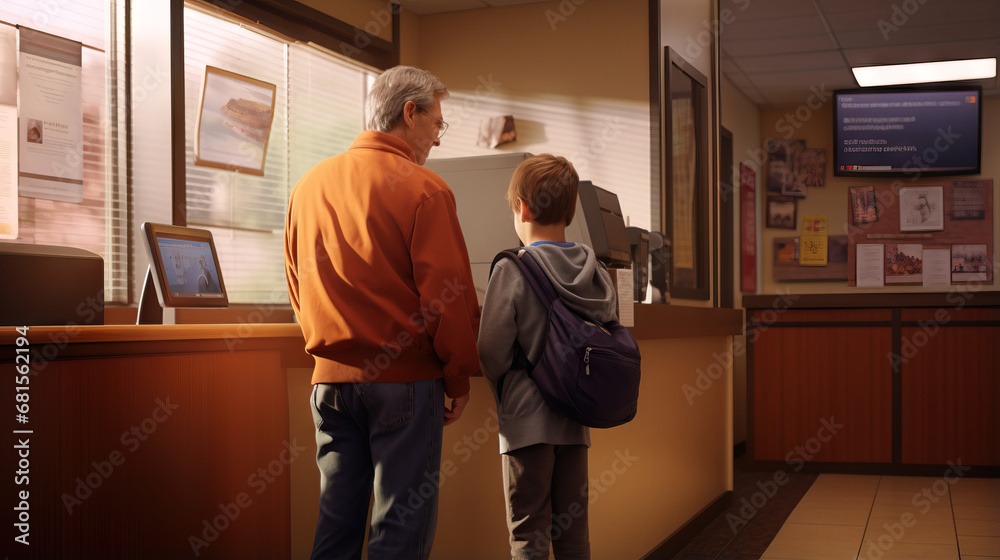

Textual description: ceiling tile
[722,33,838,58]
[735,50,845,74]
[843,39,1000,67]
[720,14,830,41]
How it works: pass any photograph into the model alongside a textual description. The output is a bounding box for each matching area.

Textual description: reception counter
[1,304,742,559]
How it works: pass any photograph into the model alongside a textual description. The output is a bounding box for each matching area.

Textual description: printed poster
[0,25,16,239]
[17,27,84,203]
[799,215,828,266]
[922,248,951,287]
[857,244,884,288]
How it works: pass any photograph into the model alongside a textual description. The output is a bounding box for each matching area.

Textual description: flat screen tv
[833,86,982,178]
[138,222,228,324]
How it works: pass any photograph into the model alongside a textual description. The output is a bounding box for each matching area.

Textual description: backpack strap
[489,248,521,281]
[492,249,560,310]
[488,248,558,375]
[489,248,558,307]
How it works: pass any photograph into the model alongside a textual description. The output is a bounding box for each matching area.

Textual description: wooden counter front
[0,324,310,559]
[1,307,743,559]
[744,293,1000,473]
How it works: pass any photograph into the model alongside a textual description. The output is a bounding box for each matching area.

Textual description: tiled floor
[761,473,1000,559]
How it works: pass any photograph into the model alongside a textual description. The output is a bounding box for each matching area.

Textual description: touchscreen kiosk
[138,222,228,324]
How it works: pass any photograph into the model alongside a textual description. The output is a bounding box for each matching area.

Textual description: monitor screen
[833,86,982,177]
[140,222,228,310]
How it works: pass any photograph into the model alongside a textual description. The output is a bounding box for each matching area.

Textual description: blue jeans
[310,379,444,560]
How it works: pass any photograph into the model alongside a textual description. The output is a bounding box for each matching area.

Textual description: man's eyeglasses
[416,106,449,139]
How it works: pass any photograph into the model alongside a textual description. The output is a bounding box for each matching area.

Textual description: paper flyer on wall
[799,215,828,266]
[856,244,884,288]
[922,248,951,287]
[17,27,84,203]
[0,24,15,105]
[0,105,17,239]
[0,25,17,239]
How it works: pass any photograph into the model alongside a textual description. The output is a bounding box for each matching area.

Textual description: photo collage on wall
[848,181,993,288]
[765,138,826,229]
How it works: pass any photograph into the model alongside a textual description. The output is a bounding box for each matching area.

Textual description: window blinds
[183,4,370,304]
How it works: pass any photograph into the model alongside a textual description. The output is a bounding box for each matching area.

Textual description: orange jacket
[285,131,480,397]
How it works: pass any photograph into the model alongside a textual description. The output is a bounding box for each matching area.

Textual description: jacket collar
[349,130,417,164]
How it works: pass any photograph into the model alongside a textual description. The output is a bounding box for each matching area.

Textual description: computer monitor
[137,222,228,324]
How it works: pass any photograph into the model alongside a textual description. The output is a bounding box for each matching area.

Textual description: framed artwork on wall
[194,66,277,176]
[899,186,944,232]
[662,47,710,300]
[766,196,797,229]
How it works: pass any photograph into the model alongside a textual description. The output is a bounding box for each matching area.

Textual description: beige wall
[296,0,394,41]
[404,0,653,232]
[409,1,647,101]
[755,96,999,295]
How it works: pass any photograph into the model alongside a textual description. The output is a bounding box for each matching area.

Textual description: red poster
[740,163,757,292]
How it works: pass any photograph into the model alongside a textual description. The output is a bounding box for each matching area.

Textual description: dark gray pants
[310,379,444,560]
[502,443,591,560]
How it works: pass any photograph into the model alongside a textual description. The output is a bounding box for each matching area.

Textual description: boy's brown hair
[506,154,579,226]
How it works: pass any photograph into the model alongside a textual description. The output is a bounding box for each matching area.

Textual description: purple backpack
[491,249,641,428]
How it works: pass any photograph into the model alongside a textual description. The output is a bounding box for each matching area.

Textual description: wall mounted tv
[833,86,982,178]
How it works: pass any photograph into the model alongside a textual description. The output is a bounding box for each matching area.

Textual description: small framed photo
[766,138,804,194]
[850,186,878,225]
[884,243,923,284]
[780,180,806,198]
[766,196,797,229]
[951,244,991,283]
[899,186,944,232]
[794,148,826,187]
[195,66,277,176]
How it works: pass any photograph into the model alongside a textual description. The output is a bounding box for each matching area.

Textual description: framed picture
[766,138,804,194]
[195,66,277,176]
[951,244,991,283]
[850,186,878,225]
[662,47,710,300]
[794,148,826,187]
[766,196,796,229]
[899,186,944,231]
[780,180,806,198]
[884,243,923,284]
[951,182,986,220]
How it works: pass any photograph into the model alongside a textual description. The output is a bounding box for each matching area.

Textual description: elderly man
[284,65,480,560]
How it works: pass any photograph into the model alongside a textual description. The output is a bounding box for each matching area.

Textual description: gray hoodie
[478,241,618,453]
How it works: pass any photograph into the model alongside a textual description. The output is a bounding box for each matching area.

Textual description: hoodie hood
[521,242,618,323]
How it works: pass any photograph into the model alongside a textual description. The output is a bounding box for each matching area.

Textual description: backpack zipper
[584,347,591,375]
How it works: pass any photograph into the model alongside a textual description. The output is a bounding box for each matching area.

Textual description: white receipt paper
[616,267,634,327]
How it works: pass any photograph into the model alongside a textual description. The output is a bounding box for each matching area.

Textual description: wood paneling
[1,338,295,558]
[901,326,1000,465]
[901,307,1000,323]
[752,308,891,324]
[747,294,1000,469]
[753,325,893,463]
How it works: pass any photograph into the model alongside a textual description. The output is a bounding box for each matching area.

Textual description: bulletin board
[846,180,993,287]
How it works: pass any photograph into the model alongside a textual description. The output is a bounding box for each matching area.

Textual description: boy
[478,154,619,560]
